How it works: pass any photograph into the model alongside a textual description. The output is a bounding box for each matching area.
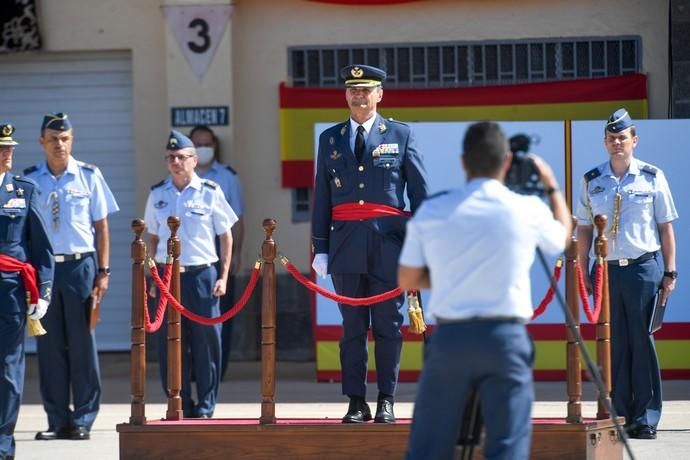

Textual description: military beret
[41,112,72,132]
[166,130,195,150]
[0,123,18,146]
[341,64,387,88]
[605,108,634,133]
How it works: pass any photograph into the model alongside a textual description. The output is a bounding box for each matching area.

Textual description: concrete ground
[13,353,690,460]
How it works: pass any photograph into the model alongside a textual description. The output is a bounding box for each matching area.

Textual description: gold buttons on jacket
[358,200,364,205]
[358,165,364,172]
[359,183,364,189]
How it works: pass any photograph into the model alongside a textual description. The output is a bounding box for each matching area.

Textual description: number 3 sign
[162,5,233,82]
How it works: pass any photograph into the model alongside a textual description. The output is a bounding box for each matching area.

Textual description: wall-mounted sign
[171,106,229,127]
[161,5,233,82]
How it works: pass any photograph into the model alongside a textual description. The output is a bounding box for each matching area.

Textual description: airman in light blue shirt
[25,157,119,254]
[575,158,677,261]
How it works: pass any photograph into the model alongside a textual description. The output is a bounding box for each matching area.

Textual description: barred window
[288,37,641,88]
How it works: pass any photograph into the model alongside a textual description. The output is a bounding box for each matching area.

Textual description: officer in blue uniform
[311,65,429,423]
[190,125,245,380]
[144,130,237,418]
[575,109,678,440]
[0,124,54,460]
[26,113,120,441]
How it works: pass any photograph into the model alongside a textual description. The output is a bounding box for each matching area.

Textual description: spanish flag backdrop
[279,74,690,381]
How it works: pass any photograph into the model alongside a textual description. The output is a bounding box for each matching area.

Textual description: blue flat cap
[0,124,18,146]
[341,64,387,88]
[606,108,634,133]
[42,112,72,132]
[166,130,195,150]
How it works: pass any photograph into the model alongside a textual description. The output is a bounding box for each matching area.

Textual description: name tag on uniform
[372,143,399,157]
[3,198,26,208]
[184,200,210,214]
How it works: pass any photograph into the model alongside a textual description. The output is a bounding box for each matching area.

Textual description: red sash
[0,254,39,304]
[332,202,412,221]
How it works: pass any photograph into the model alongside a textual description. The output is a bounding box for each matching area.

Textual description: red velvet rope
[280,256,403,306]
[143,264,173,333]
[531,259,563,320]
[577,261,605,323]
[147,260,261,326]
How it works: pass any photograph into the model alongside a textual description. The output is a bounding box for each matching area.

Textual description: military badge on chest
[154,200,168,209]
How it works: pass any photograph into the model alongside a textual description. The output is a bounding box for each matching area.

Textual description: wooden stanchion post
[165,216,183,420]
[129,219,147,425]
[594,214,612,420]
[565,216,582,423]
[260,218,277,425]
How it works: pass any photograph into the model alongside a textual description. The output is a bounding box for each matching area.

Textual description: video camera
[505,133,544,197]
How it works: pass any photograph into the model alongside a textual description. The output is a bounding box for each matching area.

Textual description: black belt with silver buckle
[54,252,94,263]
[179,263,212,273]
[436,316,527,325]
[608,251,657,267]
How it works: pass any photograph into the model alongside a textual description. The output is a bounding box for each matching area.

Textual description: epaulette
[150,179,166,190]
[584,167,601,183]
[225,165,238,175]
[23,165,38,175]
[640,165,657,177]
[203,179,219,189]
[13,175,37,188]
[424,190,449,201]
[386,117,408,126]
[79,162,96,171]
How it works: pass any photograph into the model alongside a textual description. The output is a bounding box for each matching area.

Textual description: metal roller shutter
[0,51,135,351]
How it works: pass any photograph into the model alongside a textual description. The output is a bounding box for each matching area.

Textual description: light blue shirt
[25,157,119,254]
[575,158,678,260]
[348,115,376,152]
[144,174,238,265]
[198,161,244,217]
[399,179,566,321]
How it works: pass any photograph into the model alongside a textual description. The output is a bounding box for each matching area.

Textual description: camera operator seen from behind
[400,122,571,460]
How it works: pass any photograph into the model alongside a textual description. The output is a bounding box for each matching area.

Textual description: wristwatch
[545,186,560,196]
[664,270,678,280]
[98,266,111,276]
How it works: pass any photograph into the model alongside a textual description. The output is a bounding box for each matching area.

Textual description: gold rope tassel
[26,291,47,337]
[407,291,426,335]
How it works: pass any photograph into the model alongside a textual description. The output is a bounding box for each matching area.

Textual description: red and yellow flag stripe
[279,74,648,187]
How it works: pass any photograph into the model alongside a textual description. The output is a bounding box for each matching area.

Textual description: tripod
[456,388,482,460]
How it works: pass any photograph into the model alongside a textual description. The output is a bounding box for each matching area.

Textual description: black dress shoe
[70,426,90,440]
[342,398,372,423]
[630,425,657,440]
[374,399,396,424]
[35,428,71,440]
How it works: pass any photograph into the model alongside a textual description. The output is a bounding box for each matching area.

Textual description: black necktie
[355,125,365,163]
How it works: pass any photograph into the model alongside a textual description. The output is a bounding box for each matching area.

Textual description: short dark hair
[189,125,216,140]
[462,122,508,177]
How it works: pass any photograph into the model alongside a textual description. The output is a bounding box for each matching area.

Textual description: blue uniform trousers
[405,321,534,460]
[608,256,663,429]
[332,273,404,398]
[0,275,26,460]
[36,256,100,431]
[153,265,222,417]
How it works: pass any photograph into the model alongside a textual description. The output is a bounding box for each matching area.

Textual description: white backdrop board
[313,121,570,326]
[314,119,688,326]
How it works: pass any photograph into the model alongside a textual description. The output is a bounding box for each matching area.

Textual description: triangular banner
[161,5,232,82]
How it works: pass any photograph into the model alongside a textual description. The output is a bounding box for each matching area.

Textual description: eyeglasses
[165,153,195,163]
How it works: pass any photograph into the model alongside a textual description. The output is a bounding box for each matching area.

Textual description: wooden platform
[117,417,623,460]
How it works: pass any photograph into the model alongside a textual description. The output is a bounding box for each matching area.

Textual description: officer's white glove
[312,253,328,278]
[28,298,50,320]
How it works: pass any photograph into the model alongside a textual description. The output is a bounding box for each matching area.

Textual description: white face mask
[195,146,214,165]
